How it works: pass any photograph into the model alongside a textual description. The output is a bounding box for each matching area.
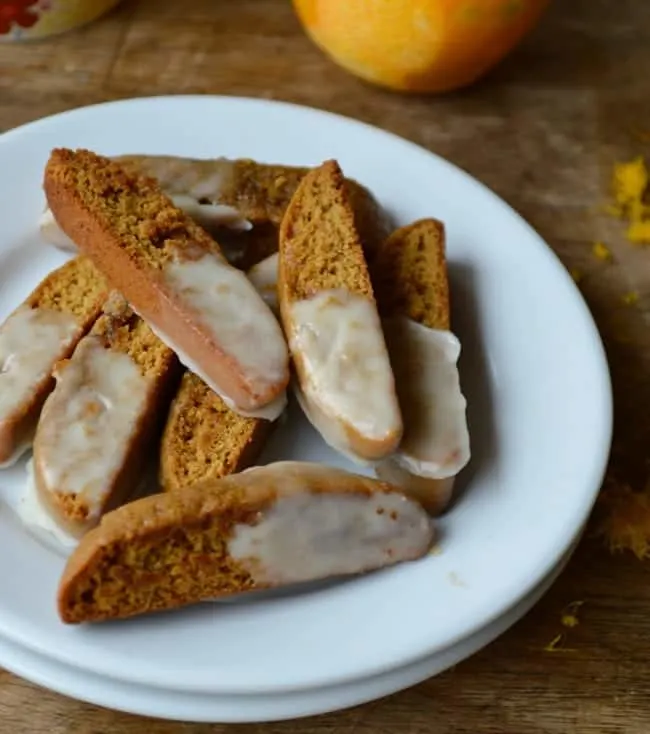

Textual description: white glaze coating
[288,289,401,453]
[0,305,79,422]
[375,460,456,515]
[292,381,370,466]
[382,317,470,479]
[228,488,432,585]
[220,390,287,421]
[17,459,78,550]
[34,336,150,530]
[0,438,32,469]
[246,253,279,313]
[38,207,78,252]
[175,166,229,201]
[165,195,252,233]
[39,194,251,252]
[141,311,286,422]
[162,253,288,414]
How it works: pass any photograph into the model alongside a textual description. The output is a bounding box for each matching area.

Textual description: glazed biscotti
[57,461,434,623]
[40,155,300,257]
[33,294,180,537]
[44,148,289,419]
[41,154,391,270]
[0,257,108,466]
[160,246,289,492]
[114,155,392,264]
[40,193,253,255]
[278,160,402,462]
[371,219,470,514]
[115,155,309,227]
[160,371,274,493]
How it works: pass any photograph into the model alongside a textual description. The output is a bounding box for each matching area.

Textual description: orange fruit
[293,0,551,94]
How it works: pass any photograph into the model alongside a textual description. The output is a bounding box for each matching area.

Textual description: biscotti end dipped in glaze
[371,219,470,515]
[57,461,434,623]
[114,155,388,232]
[41,153,392,274]
[115,155,309,227]
[0,256,108,466]
[115,155,392,267]
[43,148,289,419]
[278,160,402,462]
[160,371,274,493]
[33,294,180,537]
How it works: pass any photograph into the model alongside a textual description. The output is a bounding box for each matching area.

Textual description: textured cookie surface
[278,160,402,461]
[370,218,449,330]
[160,371,273,493]
[58,462,434,623]
[44,148,290,415]
[0,257,108,464]
[33,294,179,536]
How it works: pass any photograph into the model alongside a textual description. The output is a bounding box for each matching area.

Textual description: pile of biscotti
[0,149,469,623]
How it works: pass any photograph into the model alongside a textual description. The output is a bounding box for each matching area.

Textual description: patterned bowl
[0,0,121,41]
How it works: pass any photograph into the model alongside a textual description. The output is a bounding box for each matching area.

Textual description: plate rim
[0,541,578,722]
[0,94,613,694]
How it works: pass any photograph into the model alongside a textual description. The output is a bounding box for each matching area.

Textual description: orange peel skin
[293,0,552,94]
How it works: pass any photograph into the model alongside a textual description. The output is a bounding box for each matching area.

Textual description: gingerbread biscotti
[40,194,253,255]
[278,160,402,462]
[0,257,108,466]
[370,217,450,330]
[117,155,309,227]
[41,154,391,269]
[57,461,434,623]
[116,155,392,265]
[33,294,180,537]
[371,219,470,514]
[160,246,290,493]
[160,371,274,493]
[41,155,305,252]
[44,148,289,419]
[120,154,392,255]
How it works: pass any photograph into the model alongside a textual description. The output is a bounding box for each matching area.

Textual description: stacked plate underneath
[0,538,580,722]
[0,96,611,722]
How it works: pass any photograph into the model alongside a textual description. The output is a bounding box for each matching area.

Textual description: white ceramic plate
[0,538,579,722]
[0,97,612,698]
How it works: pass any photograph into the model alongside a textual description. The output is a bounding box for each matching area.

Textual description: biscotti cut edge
[159,370,274,492]
[0,256,108,465]
[57,461,434,623]
[371,218,469,515]
[278,159,403,461]
[370,218,450,330]
[43,148,290,416]
[33,294,180,537]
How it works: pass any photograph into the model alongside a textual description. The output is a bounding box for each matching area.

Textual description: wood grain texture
[2,0,650,731]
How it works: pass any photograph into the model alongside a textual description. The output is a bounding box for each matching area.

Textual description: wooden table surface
[1,1,650,731]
